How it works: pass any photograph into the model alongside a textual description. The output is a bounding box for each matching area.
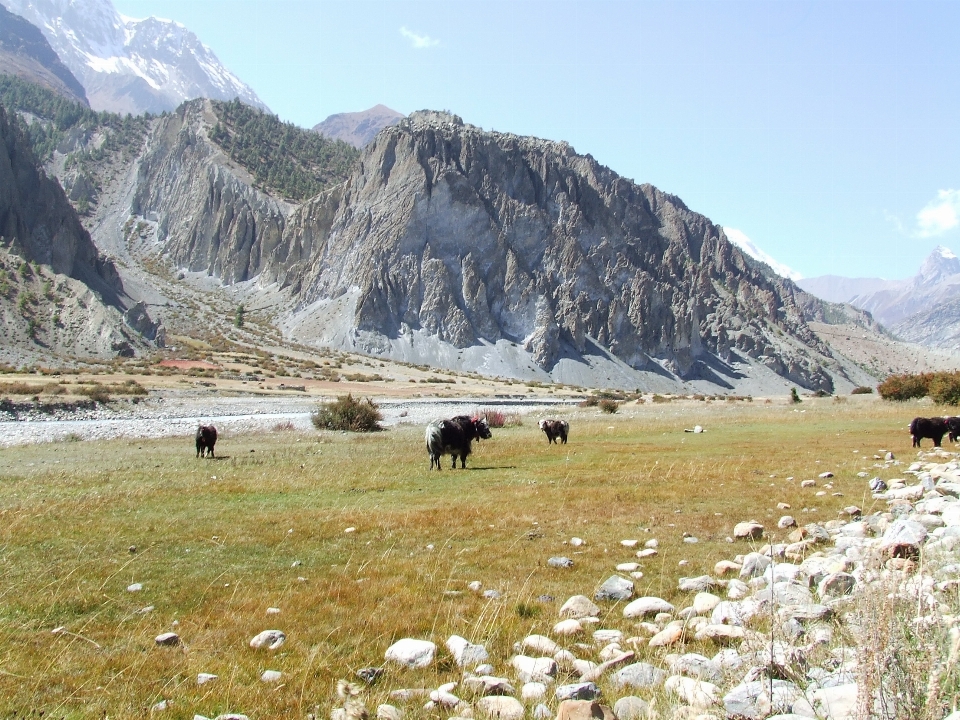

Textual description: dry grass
[0,397,934,716]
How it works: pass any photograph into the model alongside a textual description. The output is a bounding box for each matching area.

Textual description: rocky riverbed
[0,392,580,447]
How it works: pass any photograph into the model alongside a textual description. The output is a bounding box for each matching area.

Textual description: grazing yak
[425,415,492,470]
[196,424,218,457]
[910,417,947,448]
[947,416,960,443]
[539,419,569,444]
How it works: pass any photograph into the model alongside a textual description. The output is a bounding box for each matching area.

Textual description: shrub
[878,373,932,401]
[475,408,522,428]
[578,397,599,408]
[311,394,382,432]
[851,386,874,395]
[77,384,111,403]
[790,388,802,404]
[929,372,960,406]
[598,398,619,414]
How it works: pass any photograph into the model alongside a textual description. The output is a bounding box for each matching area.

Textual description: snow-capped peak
[0,0,268,115]
[723,227,802,281]
[917,245,960,287]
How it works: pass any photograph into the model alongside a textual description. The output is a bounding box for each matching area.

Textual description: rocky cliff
[0,102,119,296]
[287,111,854,392]
[0,101,155,359]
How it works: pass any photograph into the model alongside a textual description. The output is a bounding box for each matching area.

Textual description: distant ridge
[0,4,87,104]
[313,104,404,148]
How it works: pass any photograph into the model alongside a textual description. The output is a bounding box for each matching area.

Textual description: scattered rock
[622,596,674,618]
[249,630,286,650]
[155,632,180,646]
[385,638,436,669]
[447,635,489,667]
[560,595,601,618]
[549,556,575,568]
[555,682,600,701]
[734,521,764,540]
[595,575,634,601]
[475,695,525,720]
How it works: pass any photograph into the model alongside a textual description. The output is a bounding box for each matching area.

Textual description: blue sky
[111,0,960,280]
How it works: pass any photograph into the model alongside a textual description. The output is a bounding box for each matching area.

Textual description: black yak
[910,417,947,448]
[196,424,218,457]
[947,416,960,443]
[425,415,492,470]
[539,419,569,444]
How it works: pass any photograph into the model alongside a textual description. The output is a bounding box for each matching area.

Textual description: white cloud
[723,227,802,281]
[917,189,960,238]
[400,26,439,49]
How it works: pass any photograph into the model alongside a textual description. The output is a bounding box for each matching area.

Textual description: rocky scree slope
[288,111,855,392]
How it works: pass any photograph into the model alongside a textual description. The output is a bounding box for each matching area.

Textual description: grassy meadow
[0,395,924,717]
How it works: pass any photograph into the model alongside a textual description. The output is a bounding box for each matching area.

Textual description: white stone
[447,635,489,667]
[197,673,217,685]
[511,655,558,683]
[385,638,436,669]
[521,682,547,701]
[476,696,524,720]
[623,596,674,618]
[664,674,719,707]
[260,670,282,683]
[553,619,583,636]
[249,629,285,650]
[560,595,600,618]
[520,634,559,655]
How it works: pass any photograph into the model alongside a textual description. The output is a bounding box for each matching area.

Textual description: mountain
[891,297,960,351]
[0,4,87,104]
[284,111,870,393]
[796,275,893,305]
[843,246,960,327]
[0,0,267,115]
[4,86,875,391]
[314,104,404,148]
[0,100,156,361]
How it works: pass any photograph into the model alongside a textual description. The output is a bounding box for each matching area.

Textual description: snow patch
[723,227,802,281]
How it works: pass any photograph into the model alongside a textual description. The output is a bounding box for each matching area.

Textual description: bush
[878,373,932,401]
[77,384,111,403]
[578,396,599,408]
[851,386,874,395]
[311,394,382,432]
[598,398,619,414]
[476,408,522,428]
[790,388,802,404]
[929,372,960,406]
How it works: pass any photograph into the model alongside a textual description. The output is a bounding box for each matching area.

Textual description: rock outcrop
[0,102,120,300]
[290,111,845,391]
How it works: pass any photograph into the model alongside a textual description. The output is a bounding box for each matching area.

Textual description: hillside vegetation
[209,98,359,201]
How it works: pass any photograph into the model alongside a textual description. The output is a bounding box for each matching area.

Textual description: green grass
[0,399,924,716]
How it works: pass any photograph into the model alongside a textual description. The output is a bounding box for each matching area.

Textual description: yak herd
[909,416,960,448]
[193,416,569,470]
[191,411,960,463]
